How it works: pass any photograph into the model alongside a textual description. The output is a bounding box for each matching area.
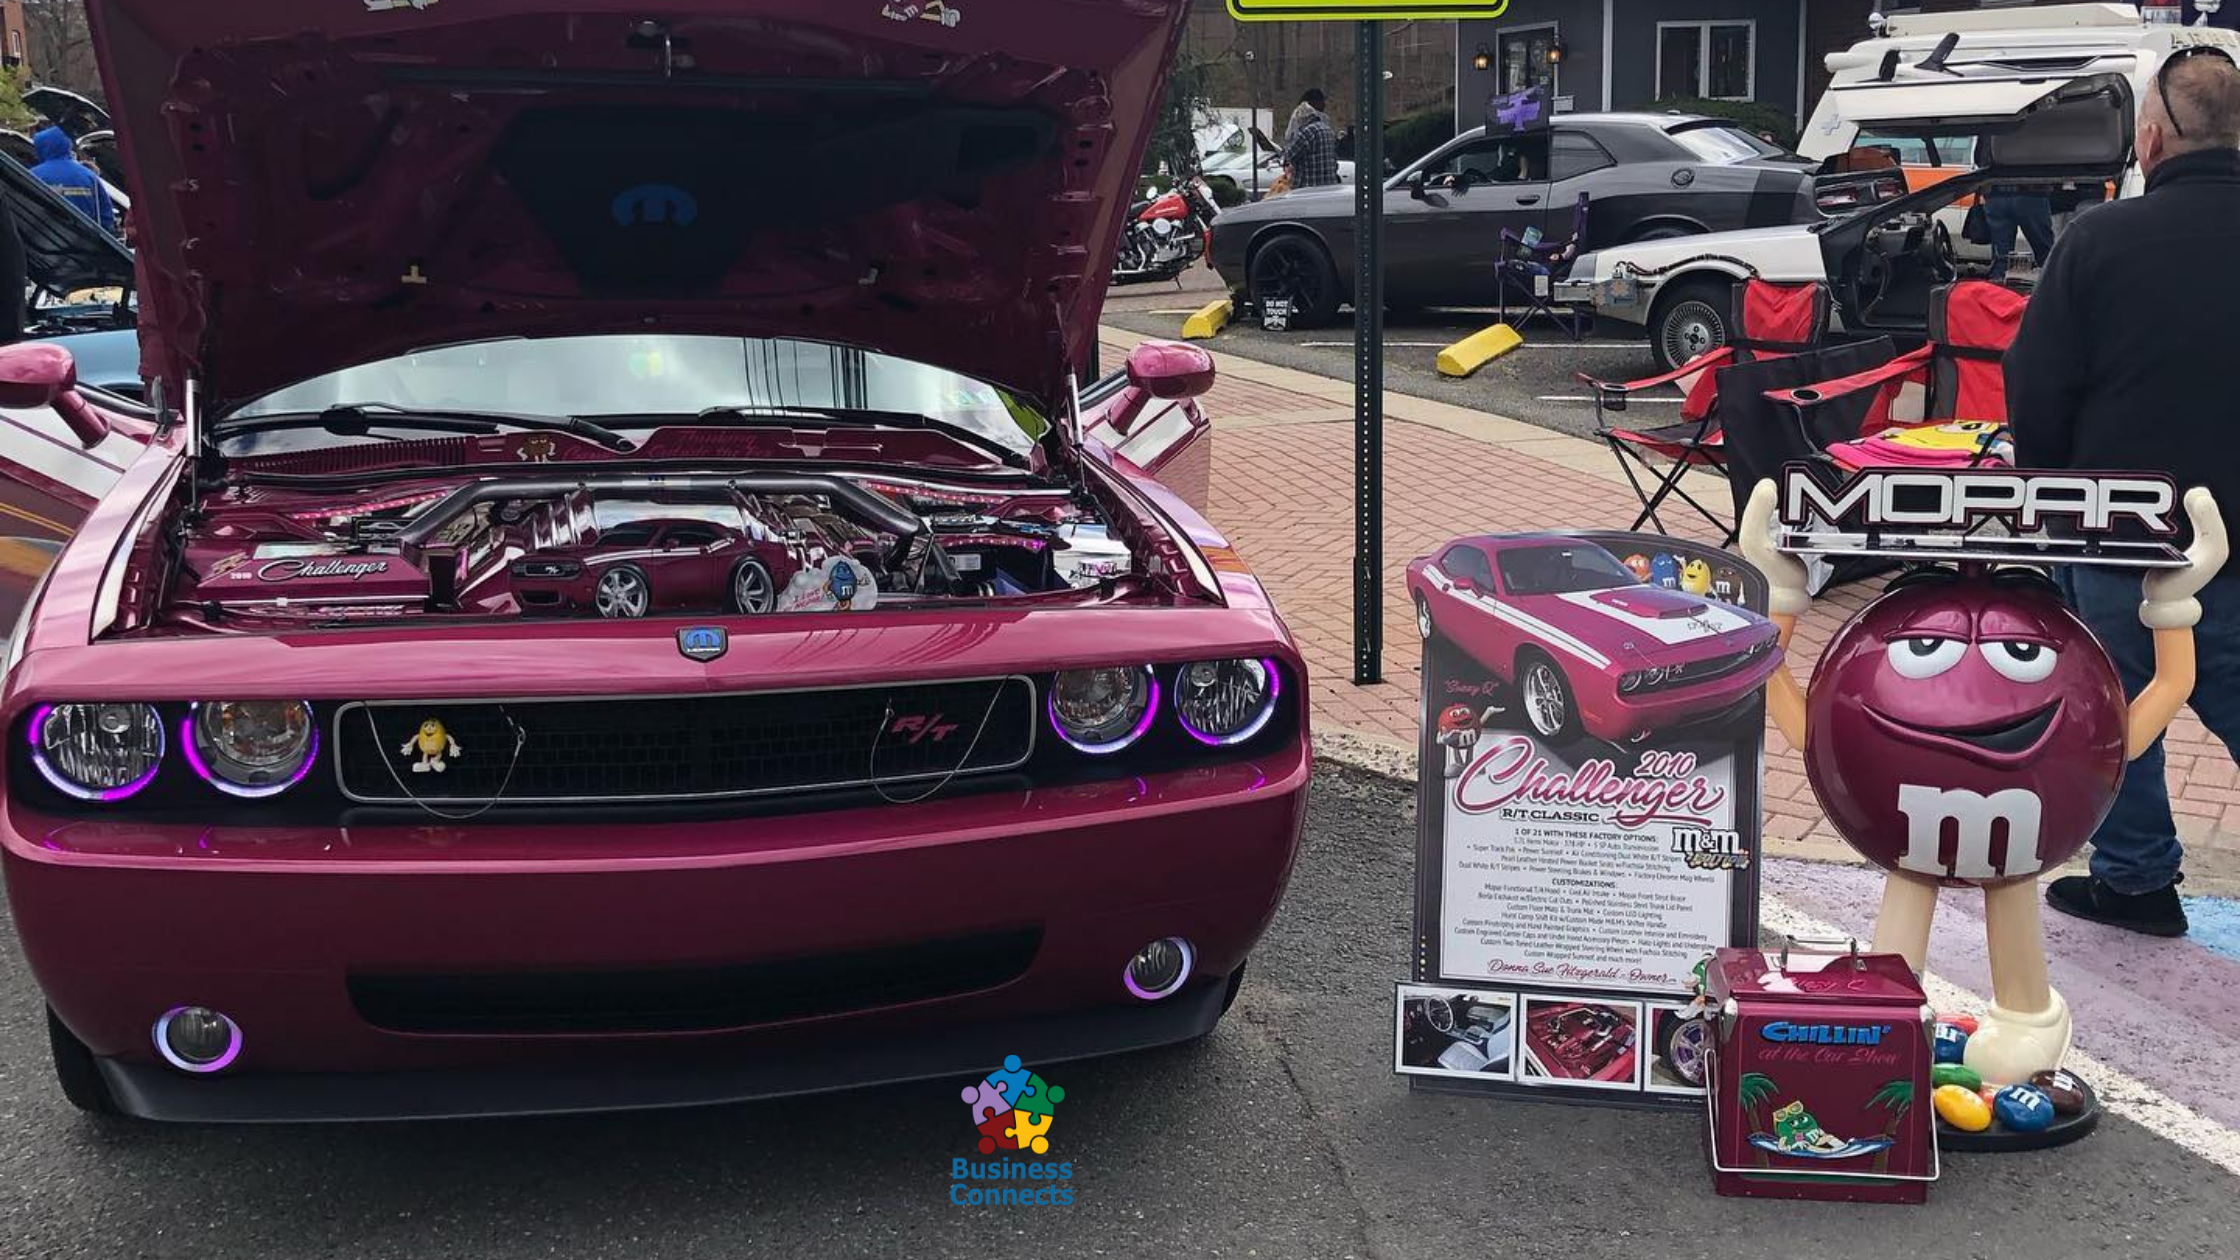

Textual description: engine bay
[161,468,1144,631]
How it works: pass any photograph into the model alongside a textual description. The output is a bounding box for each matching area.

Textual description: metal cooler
[1704,941,1938,1204]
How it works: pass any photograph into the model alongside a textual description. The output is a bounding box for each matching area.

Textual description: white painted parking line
[1761,897,2240,1180]
[1535,394,1681,404]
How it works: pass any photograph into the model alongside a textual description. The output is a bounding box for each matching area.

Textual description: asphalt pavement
[2,766,2234,1260]
[1101,268,1671,440]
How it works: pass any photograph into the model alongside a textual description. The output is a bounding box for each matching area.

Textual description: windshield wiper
[684,405,1031,470]
[221,404,637,452]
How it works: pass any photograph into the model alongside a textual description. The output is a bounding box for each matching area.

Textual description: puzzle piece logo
[962,1054,1065,1155]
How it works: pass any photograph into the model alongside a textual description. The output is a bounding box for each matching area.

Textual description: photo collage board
[1398,530,1769,1108]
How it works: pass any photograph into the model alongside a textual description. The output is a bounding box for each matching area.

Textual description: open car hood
[1818,71,2134,173]
[0,149,136,296]
[86,0,1189,412]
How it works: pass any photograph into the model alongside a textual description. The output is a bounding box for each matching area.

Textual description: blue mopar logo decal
[612,183,700,227]
[1760,1022,1891,1046]
[677,625,728,662]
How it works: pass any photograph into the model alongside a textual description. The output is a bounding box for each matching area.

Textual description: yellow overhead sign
[1227,1,1511,19]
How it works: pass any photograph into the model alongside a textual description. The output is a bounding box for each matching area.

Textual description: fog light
[153,1006,241,1073]
[1124,937,1195,1001]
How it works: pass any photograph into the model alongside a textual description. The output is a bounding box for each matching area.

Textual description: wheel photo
[1660,1014,1711,1087]
[594,565,652,619]
[48,1008,116,1115]
[1626,224,1701,244]
[1651,280,1728,373]
[1517,650,1579,743]
[732,559,777,614]
[1415,594,1435,642]
[1247,234,1340,327]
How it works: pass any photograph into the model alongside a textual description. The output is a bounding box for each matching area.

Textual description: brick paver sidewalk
[1103,327,2240,886]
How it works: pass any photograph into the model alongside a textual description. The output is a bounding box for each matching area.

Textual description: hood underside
[87,0,1189,409]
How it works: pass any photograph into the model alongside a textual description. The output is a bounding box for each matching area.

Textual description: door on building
[1495,26,1559,98]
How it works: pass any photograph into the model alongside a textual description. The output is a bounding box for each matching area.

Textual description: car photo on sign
[1406,534,1780,749]
[1520,997,1642,1090]
[1645,1000,1711,1096]
[1394,985,1516,1082]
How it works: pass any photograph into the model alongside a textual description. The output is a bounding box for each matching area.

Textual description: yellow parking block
[1436,323,1523,378]
[1181,299,1233,340]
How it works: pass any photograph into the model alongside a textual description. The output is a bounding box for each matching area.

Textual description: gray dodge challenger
[1209,112,1823,329]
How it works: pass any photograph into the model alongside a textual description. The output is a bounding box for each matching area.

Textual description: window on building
[1658,21,1756,101]
[6,30,20,60]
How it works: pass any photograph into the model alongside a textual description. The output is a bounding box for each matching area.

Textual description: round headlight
[1048,666,1157,755]
[1174,658,1280,746]
[28,703,165,800]
[186,701,318,797]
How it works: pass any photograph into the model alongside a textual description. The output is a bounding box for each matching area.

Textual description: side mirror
[1408,171,1429,201]
[0,342,106,447]
[1123,340,1216,402]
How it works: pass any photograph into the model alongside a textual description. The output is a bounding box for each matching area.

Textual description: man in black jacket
[2007,49,2240,937]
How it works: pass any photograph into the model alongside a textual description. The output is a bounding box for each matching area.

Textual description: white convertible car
[1564,4,2230,368]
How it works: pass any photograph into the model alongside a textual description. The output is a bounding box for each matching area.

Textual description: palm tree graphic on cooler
[1739,1071,1898,1163]
[1866,1079,1916,1175]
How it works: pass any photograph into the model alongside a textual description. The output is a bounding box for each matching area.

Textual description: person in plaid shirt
[1279,95,1340,190]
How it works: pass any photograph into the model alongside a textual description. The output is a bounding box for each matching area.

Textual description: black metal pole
[1353,20,1385,686]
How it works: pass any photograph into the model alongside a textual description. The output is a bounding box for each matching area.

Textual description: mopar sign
[676,625,729,663]
[1760,1022,1892,1046]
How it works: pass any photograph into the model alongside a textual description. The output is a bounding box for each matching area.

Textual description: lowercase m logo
[676,626,728,663]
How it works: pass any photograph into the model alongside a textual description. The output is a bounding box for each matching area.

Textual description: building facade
[1456,1,1809,126]
[3,1,30,74]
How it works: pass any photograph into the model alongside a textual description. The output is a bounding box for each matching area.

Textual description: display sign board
[1227,1,1513,20]
[1398,530,1769,1108]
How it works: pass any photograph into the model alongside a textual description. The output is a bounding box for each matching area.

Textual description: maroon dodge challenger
[0,0,1307,1121]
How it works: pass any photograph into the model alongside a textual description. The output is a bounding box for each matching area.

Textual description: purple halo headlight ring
[1174,658,1282,747]
[1048,666,1158,755]
[152,1006,243,1074]
[184,701,319,799]
[28,702,166,801]
[1123,937,1196,1001]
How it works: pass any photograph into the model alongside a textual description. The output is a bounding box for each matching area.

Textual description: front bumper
[4,744,1307,1121]
[1577,674,1774,745]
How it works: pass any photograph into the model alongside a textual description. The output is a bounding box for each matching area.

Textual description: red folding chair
[1766,280,2026,470]
[1579,279,1830,543]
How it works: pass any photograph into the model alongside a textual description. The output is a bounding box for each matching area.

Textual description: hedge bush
[1384,103,1458,172]
[1648,95,1799,150]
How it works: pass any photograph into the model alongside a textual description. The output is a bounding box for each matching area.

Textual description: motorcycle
[1113,176,1217,285]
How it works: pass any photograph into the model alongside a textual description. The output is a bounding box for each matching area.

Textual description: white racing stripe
[1760,897,2240,1180]
[0,408,136,500]
[1554,589,1749,644]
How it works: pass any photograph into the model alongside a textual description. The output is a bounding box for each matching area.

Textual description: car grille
[1641,642,1773,694]
[348,929,1043,1034]
[333,677,1036,804]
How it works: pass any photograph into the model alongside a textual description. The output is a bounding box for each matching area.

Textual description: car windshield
[1497,544,1639,596]
[230,334,1048,454]
[1671,125,1779,164]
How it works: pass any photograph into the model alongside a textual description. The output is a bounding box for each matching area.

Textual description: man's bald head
[2143,51,2240,175]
